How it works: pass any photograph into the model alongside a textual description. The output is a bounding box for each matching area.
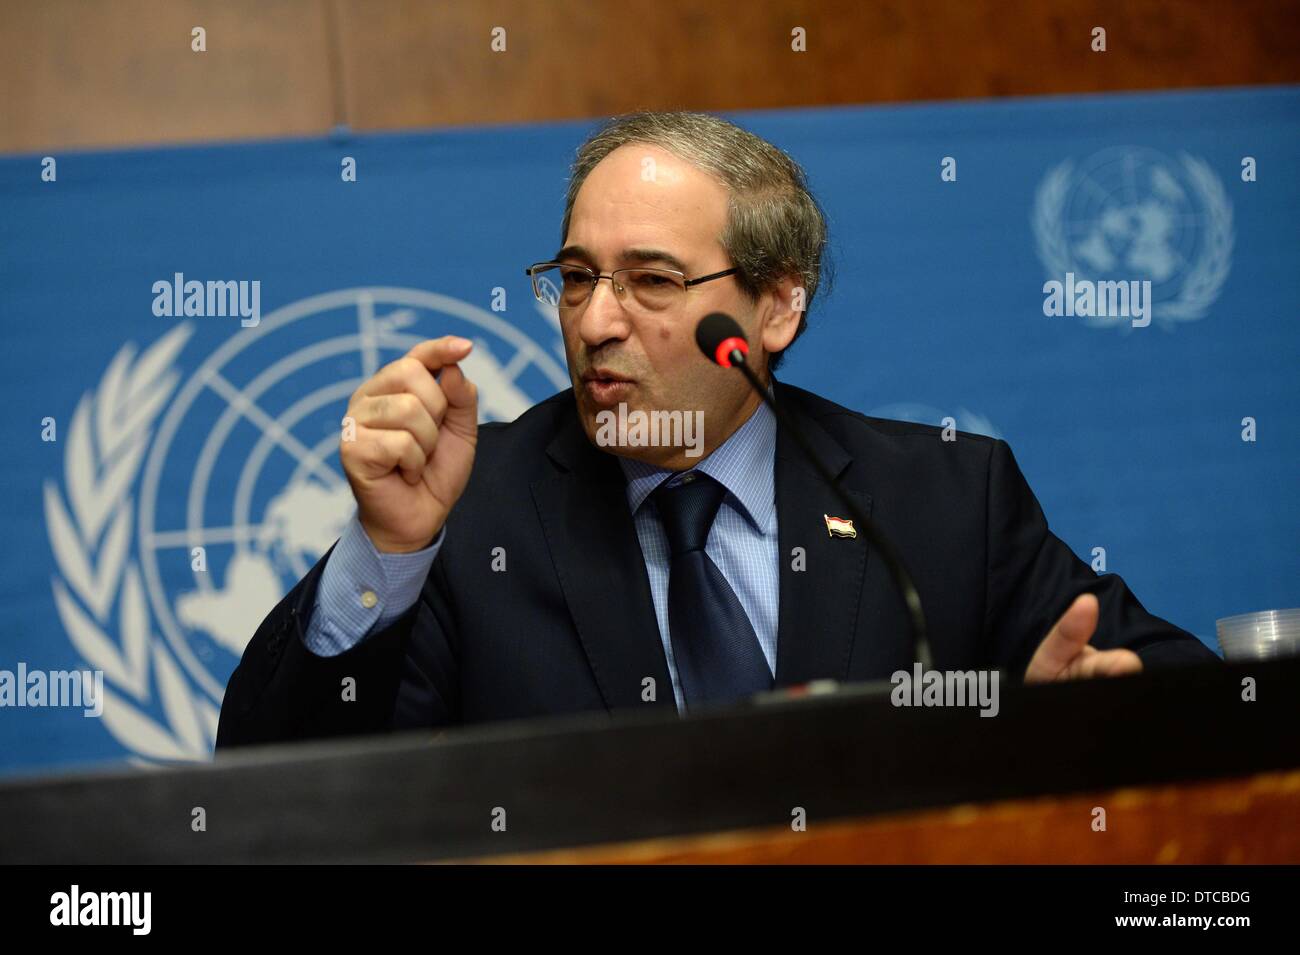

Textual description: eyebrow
[554,245,690,274]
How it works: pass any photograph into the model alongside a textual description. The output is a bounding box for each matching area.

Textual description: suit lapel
[772,383,873,687]
[531,399,675,712]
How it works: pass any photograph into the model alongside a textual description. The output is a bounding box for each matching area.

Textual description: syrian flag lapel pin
[823,514,857,539]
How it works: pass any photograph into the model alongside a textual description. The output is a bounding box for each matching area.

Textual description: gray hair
[560,111,832,372]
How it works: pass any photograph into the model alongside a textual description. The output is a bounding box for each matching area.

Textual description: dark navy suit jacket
[216,380,1217,748]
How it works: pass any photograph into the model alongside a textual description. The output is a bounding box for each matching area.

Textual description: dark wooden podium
[2,654,1297,864]
[476,769,1300,863]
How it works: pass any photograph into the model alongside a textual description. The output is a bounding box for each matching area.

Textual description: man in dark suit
[217,111,1216,748]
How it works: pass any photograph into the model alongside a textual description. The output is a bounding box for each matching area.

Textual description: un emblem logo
[1033,147,1233,329]
[43,288,568,763]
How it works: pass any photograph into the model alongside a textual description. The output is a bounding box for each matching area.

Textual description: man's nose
[578,276,632,348]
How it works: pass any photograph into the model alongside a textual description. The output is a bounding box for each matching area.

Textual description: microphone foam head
[696,312,748,367]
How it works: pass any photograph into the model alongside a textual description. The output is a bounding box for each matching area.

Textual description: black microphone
[696,312,933,671]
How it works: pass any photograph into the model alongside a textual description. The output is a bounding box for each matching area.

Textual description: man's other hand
[1023,593,1143,683]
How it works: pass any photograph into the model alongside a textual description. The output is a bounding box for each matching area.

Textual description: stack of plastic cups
[1216,609,1300,661]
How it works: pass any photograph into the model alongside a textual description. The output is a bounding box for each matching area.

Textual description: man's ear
[759,274,803,355]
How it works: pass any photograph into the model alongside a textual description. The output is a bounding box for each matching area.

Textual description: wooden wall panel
[0,0,336,152]
[2,0,1298,153]
[333,0,1300,130]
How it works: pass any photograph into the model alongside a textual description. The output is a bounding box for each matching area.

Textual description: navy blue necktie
[652,472,773,709]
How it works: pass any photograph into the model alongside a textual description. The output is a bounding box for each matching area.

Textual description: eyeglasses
[525,261,739,313]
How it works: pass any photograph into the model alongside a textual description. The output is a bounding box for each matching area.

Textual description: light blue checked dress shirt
[304,394,780,714]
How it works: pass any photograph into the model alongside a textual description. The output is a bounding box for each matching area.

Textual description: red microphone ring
[714,336,749,368]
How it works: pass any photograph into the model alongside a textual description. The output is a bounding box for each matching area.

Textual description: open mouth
[583,377,635,405]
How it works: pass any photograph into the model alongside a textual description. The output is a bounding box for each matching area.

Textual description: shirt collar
[618,385,777,532]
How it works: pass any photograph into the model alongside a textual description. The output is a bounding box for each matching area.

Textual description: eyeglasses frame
[524,261,740,309]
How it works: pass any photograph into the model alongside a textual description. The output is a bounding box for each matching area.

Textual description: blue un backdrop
[0,86,1296,776]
